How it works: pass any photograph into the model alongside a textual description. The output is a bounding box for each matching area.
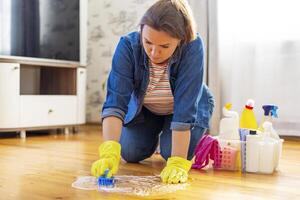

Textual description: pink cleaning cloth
[192,134,222,169]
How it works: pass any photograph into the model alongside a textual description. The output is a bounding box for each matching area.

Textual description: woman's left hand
[160,156,192,184]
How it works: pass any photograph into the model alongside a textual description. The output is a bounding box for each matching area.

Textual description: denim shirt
[102,31,214,131]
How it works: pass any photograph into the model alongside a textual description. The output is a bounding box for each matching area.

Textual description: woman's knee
[120,144,155,163]
[121,153,141,163]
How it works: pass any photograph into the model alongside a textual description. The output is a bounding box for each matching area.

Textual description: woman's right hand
[91,140,121,177]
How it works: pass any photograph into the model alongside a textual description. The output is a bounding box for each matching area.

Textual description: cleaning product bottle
[262,121,283,170]
[246,130,262,173]
[258,105,279,132]
[259,136,276,174]
[240,99,258,130]
[219,103,240,140]
[218,103,241,171]
[262,121,280,140]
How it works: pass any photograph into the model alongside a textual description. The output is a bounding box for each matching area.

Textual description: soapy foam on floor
[72,175,188,196]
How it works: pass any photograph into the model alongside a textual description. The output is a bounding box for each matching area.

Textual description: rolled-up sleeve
[101,37,135,122]
[171,38,204,131]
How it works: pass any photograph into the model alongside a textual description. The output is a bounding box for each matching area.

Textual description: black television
[0,0,80,62]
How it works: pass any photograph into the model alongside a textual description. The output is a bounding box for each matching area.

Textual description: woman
[91,0,214,184]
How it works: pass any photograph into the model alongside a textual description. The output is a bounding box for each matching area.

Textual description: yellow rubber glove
[91,140,121,178]
[160,156,192,184]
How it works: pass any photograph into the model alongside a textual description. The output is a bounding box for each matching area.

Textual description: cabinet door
[20,96,77,127]
[0,63,20,128]
[77,68,86,124]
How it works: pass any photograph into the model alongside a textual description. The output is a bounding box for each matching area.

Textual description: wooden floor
[0,125,300,200]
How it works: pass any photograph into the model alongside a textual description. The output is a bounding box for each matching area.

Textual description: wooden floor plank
[0,125,299,200]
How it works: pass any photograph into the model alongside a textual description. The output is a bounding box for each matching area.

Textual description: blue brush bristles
[98,177,115,186]
[97,169,115,187]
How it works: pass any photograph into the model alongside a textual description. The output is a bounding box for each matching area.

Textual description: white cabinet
[0,63,20,128]
[0,63,86,133]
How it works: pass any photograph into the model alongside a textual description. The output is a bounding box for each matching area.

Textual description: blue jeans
[120,107,207,163]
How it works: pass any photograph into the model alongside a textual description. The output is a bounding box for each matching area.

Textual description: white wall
[86,0,155,122]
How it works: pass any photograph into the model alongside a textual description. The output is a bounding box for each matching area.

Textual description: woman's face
[142,25,180,65]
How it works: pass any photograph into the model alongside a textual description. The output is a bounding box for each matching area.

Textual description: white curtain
[189,0,220,134]
[188,0,209,83]
[215,0,300,136]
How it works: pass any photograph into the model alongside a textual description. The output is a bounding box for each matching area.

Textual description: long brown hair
[140,0,197,45]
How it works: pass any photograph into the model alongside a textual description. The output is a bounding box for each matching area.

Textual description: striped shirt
[143,61,174,115]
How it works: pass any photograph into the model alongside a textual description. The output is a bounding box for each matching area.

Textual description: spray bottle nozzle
[262,105,278,118]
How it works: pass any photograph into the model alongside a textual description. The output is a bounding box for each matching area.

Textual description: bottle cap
[245,99,255,109]
[262,105,278,117]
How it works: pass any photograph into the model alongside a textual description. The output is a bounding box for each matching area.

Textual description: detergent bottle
[262,121,283,170]
[219,103,240,140]
[246,130,262,173]
[258,105,279,132]
[262,121,280,140]
[218,103,241,171]
[240,99,258,130]
[258,134,277,174]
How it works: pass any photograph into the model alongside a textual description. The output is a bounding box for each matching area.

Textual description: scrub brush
[97,169,115,187]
